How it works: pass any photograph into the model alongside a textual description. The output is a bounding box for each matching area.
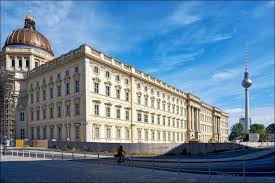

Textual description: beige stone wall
[2,44,229,143]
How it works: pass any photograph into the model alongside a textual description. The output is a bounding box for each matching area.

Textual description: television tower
[242,42,252,133]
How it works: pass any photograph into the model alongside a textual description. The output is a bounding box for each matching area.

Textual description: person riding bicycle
[116,145,125,162]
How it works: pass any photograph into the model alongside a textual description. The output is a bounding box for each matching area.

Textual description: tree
[229,123,245,141]
[249,123,267,142]
[266,123,275,134]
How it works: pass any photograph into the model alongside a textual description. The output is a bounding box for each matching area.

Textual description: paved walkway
[1,155,274,183]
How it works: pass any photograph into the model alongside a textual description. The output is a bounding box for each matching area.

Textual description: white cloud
[212,69,240,81]
[226,106,274,131]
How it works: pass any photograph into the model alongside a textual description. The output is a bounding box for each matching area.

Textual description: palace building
[0,12,228,143]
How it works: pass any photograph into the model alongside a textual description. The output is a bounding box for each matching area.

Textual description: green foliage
[266,123,275,133]
[229,123,245,141]
[249,123,267,142]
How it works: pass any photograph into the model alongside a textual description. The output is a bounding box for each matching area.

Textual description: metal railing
[2,148,274,178]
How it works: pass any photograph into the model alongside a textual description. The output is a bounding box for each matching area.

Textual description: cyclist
[116,145,125,162]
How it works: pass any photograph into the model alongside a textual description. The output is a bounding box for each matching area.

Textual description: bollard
[29,151,31,158]
[36,151,38,159]
[17,149,19,157]
[72,152,74,160]
[62,151,63,160]
[11,148,13,156]
[208,160,211,176]
[52,151,54,160]
[84,152,86,160]
[23,150,24,157]
[44,151,46,160]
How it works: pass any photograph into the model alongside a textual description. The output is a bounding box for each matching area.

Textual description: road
[2,148,274,177]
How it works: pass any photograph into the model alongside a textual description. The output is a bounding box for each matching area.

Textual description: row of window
[93,66,129,85]
[136,111,186,128]
[136,82,183,105]
[30,102,80,121]
[94,104,130,120]
[136,94,185,115]
[30,79,80,103]
[93,127,185,142]
[93,82,130,101]
[30,126,80,140]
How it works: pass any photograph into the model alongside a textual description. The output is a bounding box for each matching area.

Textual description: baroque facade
[0,13,228,143]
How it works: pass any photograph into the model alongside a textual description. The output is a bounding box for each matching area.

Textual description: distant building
[239,116,251,131]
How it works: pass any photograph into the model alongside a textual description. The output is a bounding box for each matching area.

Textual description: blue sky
[1,1,274,129]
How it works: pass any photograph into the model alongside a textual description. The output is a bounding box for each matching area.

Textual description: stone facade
[3,44,228,143]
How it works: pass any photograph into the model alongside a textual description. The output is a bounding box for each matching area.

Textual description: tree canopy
[249,123,267,141]
[229,123,245,141]
[266,123,275,133]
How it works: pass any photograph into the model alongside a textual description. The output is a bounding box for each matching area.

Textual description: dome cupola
[2,10,54,56]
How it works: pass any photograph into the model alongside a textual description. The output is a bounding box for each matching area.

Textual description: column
[197,109,200,131]
[187,106,191,130]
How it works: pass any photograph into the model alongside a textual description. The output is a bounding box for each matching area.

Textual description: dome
[2,12,54,56]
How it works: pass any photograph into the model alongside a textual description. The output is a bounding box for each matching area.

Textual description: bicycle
[114,153,130,165]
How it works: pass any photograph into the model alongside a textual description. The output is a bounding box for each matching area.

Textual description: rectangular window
[36,109,40,120]
[144,97,148,106]
[151,131,155,141]
[162,116,165,125]
[125,129,130,140]
[50,87,53,98]
[116,108,120,119]
[116,89,120,99]
[137,112,142,122]
[57,85,61,97]
[158,132,160,140]
[95,127,100,139]
[58,127,62,140]
[105,71,110,78]
[26,59,29,67]
[35,61,39,68]
[137,95,141,104]
[145,130,148,141]
[20,129,25,139]
[74,66,79,74]
[66,105,71,116]
[105,85,110,96]
[125,91,129,101]
[31,128,34,139]
[37,128,40,140]
[157,101,160,109]
[19,59,22,67]
[75,103,80,115]
[125,110,129,120]
[94,104,99,116]
[50,128,54,139]
[31,111,34,121]
[144,114,148,123]
[50,107,54,118]
[151,99,154,108]
[43,109,47,119]
[116,128,121,139]
[157,115,160,124]
[138,130,141,140]
[106,106,111,117]
[75,80,79,93]
[12,59,15,67]
[163,132,166,141]
[75,126,80,140]
[151,114,154,124]
[94,82,99,93]
[66,70,70,76]
[43,127,47,139]
[58,106,62,118]
[20,112,25,121]
[106,128,111,139]
[66,82,70,95]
